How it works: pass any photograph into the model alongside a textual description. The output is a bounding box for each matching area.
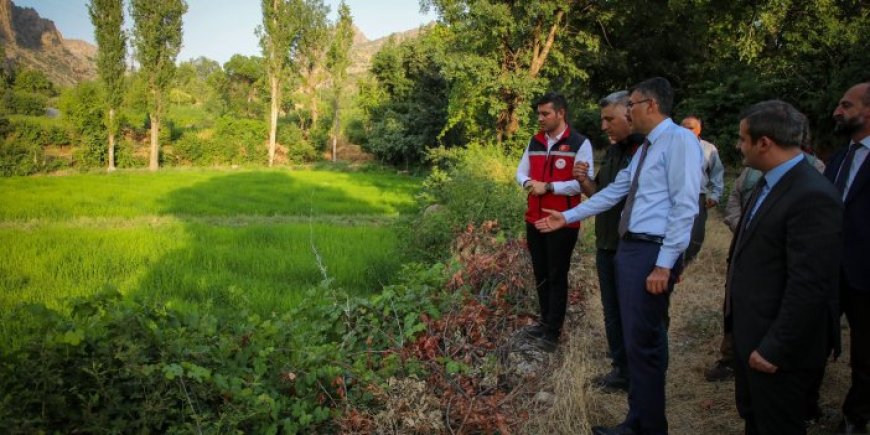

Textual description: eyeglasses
[627,98,651,109]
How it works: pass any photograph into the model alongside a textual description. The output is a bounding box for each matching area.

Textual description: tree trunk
[149,112,159,171]
[268,75,279,167]
[107,107,116,172]
[331,97,339,162]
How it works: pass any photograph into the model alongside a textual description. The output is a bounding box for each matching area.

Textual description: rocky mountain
[0,0,97,87]
[348,23,432,76]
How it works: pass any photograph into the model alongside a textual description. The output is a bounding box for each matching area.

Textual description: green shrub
[403,143,526,261]
[114,139,147,168]
[0,138,44,176]
[277,121,318,163]
[7,116,70,146]
[213,116,267,164]
[0,262,451,433]
[2,91,48,116]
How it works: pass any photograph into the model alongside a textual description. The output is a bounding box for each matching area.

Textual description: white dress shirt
[515,126,595,196]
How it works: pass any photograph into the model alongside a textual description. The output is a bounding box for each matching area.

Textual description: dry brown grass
[528,211,852,434]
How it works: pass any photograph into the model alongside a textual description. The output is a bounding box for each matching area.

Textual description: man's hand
[706,198,718,209]
[530,181,548,196]
[534,208,566,233]
[646,266,671,294]
[749,350,778,373]
[573,161,590,183]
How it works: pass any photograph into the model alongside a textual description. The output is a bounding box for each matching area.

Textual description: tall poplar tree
[88,0,126,172]
[130,0,187,171]
[326,0,353,162]
[259,0,327,167]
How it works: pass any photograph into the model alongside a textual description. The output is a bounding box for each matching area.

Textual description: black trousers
[843,289,870,423]
[525,222,579,337]
[734,358,817,435]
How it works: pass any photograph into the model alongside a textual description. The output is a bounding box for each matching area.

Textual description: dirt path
[557,210,851,434]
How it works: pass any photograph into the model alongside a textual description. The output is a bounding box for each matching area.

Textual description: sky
[13,0,438,64]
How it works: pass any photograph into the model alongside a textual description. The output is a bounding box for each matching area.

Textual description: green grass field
[0,167,419,318]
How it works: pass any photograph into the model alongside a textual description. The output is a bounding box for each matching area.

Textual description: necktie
[618,139,650,237]
[742,177,767,229]
[834,143,860,194]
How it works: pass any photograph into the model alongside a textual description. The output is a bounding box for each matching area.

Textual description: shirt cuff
[655,248,681,269]
[562,206,583,224]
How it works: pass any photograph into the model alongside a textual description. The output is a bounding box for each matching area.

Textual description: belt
[622,231,664,244]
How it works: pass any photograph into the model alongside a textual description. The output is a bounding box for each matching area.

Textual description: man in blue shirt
[535,77,702,435]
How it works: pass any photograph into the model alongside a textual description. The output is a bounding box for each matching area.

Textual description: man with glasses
[535,77,701,435]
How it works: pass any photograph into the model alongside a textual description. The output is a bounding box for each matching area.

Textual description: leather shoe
[592,367,629,392]
[704,359,734,382]
[836,416,869,434]
[591,424,636,435]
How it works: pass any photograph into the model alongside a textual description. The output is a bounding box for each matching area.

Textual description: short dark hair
[534,92,569,117]
[739,100,806,148]
[629,77,674,116]
[683,114,704,129]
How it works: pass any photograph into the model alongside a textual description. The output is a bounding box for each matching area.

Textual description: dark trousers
[615,239,681,435]
[684,194,707,263]
[526,222,579,337]
[734,358,817,435]
[597,248,628,375]
[843,289,870,423]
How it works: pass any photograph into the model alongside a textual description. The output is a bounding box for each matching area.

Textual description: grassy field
[0,167,419,320]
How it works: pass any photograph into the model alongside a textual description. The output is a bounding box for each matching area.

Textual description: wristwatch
[545,182,553,193]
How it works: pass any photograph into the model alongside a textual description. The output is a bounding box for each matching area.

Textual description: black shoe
[522,324,548,340]
[593,367,629,392]
[836,416,869,434]
[591,424,636,435]
[532,334,558,353]
[804,404,823,427]
[704,360,734,382]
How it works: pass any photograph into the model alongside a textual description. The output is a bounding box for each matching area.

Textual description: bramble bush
[0,263,455,433]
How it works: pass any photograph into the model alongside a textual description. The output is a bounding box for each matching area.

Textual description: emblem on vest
[555,158,567,169]
[559,144,570,151]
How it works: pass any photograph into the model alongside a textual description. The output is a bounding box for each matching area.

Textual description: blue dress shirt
[562,118,702,268]
[747,153,805,222]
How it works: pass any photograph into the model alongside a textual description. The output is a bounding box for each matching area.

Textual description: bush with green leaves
[0,262,451,433]
[403,143,527,262]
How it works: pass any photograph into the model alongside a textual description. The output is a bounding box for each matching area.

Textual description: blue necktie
[834,143,860,194]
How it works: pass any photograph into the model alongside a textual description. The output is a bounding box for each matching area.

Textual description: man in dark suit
[727,100,842,435]
[825,81,870,434]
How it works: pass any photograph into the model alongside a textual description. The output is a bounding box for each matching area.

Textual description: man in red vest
[516,92,594,351]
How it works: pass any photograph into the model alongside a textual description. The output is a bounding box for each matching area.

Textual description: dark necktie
[741,177,767,232]
[618,139,650,237]
[834,143,860,194]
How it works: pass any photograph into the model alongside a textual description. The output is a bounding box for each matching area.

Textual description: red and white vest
[524,127,587,228]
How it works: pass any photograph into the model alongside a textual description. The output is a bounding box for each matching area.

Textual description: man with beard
[573,90,644,392]
[516,92,594,351]
[824,81,870,434]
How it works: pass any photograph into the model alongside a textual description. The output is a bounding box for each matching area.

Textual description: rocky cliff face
[0,0,96,87]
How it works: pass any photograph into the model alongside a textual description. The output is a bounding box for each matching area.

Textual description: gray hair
[599,90,630,108]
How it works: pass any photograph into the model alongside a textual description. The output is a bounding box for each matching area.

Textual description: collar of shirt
[545,126,568,147]
[644,117,677,147]
[762,152,805,191]
[855,135,870,150]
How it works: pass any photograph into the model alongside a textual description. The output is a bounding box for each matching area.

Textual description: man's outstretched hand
[534,208,567,233]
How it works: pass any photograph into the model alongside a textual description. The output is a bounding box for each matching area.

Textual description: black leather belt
[622,232,664,244]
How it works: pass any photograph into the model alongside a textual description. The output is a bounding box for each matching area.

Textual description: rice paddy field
[0,167,420,329]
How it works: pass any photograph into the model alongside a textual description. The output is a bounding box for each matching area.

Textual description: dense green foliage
[0,263,450,433]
